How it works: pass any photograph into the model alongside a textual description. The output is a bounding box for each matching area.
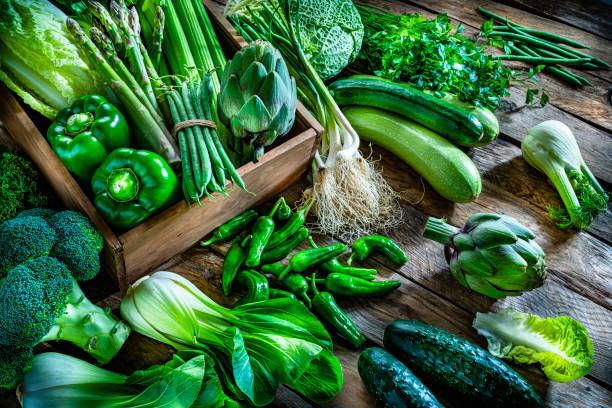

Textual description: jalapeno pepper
[234,269,269,306]
[311,274,365,348]
[265,196,313,250]
[269,288,297,300]
[275,197,292,222]
[278,241,346,280]
[347,235,407,266]
[48,94,130,182]
[245,198,284,267]
[261,264,311,307]
[309,237,377,280]
[201,210,258,246]
[260,226,309,264]
[222,237,248,296]
[316,273,401,297]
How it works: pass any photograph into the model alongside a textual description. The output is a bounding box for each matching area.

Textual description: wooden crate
[0,1,322,291]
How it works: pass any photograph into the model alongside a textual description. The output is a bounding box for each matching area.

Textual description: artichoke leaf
[470,220,518,249]
[239,61,268,99]
[457,249,494,277]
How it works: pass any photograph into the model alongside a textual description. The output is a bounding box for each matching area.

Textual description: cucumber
[384,320,544,407]
[329,75,484,146]
[440,93,499,146]
[358,347,443,408]
[343,106,481,203]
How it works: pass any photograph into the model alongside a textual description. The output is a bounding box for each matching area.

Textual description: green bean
[491,25,587,49]
[178,84,205,195]
[496,55,591,66]
[168,92,198,202]
[511,44,585,86]
[490,32,592,62]
[188,79,213,192]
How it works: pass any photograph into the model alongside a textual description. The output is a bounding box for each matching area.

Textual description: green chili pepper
[268,288,297,300]
[347,235,407,266]
[260,226,309,264]
[266,196,313,250]
[245,198,284,267]
[48,94,130,182]
[234,269,269,306]
[311,274,365,348]
[275,197,292,221]
[90,148,180,229]
[316,273,401,297]
[309,237,377,280]
[278,242,346,280]
[222,237,248,296]
[261,264,312,307]
[201,210,258,246]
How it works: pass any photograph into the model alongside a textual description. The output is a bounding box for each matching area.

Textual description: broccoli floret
[47,211,104,281]
[0,257,130,379]
[15,208,57,220]
[0,152,50,223]
[0,216,57,278]
[0,344,33,389]
[0,257,72,347]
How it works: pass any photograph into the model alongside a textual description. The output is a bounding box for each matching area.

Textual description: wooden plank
[359,0,612,170]
[497,0,612,41]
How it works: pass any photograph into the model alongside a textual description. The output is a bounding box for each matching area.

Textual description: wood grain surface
[0,0,610,407]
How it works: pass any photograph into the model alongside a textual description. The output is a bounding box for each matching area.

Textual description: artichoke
[423,213,546,298]
[218,40,297,163]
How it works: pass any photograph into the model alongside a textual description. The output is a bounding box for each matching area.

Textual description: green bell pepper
[48,94,130,182]
[91,148,179,229]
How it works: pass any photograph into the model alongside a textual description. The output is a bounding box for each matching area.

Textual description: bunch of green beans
[479,6,609,86]
[167,74,246,204]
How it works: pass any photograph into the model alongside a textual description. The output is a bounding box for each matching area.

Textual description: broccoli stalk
[522,120,608,230]
[40,278,131,364]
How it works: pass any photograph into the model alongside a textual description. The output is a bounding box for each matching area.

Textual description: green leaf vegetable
[522,120,608,230]
[473,308,594,383]
[0,152,51,223]
[0,210,130,389]
[120,271,342,407]
[0,0,104,118]
[357,6,513,111]
[20,352,233,407]
[230,0,401,239]
[423,213,546,298]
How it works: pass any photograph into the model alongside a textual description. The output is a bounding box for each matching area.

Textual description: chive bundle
[479,6,609,86]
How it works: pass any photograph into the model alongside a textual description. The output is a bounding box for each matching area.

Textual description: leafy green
[21,352,206,407]
[0,152,50,224]
[0,0,103,118]
[473,308,594,382]
[120,271,342,407]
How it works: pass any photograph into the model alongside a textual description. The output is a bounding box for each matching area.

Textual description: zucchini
[384,320,544,407]
[358,347,443,408]
[329,75,484,147]
[343,106,481,203]
[440,93,499,146]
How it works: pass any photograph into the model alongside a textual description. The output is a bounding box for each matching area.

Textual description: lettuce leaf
[0,0,103,118]
[473,308,594,382]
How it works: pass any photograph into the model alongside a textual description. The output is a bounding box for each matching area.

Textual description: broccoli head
[47,211,104,281]
[0,344,33,389]
[0,209,104,281]
[0,216,56,278]
[0,257,72,347]
[0,152,50,223]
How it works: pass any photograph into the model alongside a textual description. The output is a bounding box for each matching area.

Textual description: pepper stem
[310,274,320,296]
[65,112,94,136]
[422,217,459,245]
[346,253,356,265]
[268,197,284,219]
[200,236,219,246]
[278,264,292,281]
[106,168,140,202]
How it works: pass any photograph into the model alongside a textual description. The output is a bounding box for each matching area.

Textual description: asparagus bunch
[168,75,246,204]
[67,0,179,165]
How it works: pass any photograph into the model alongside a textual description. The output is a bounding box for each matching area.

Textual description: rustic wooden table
[1,0,610,407]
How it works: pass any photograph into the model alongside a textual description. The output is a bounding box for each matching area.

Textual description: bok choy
[120,271,342,407]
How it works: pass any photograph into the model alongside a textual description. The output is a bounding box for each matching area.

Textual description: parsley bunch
[357,5,513,111]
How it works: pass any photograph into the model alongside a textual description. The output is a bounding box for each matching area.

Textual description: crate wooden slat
[0,0,321,291]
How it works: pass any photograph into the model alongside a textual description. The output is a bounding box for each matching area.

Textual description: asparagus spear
[128,6,158,84]
[110,0,158,111]
[86,0,125,58]
[152,6,165,72]
[66,18,180,166]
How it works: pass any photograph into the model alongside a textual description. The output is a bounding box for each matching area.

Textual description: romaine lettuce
[473,308,593,382]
